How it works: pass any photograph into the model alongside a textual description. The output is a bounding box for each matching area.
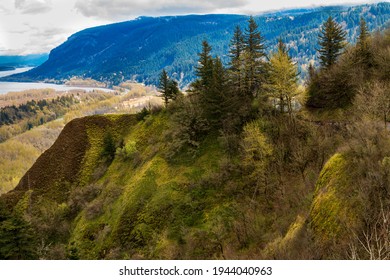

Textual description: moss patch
[309,153,363,257]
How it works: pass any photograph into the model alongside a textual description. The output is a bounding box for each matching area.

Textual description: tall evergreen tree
[158,69,180,107]
[357,17,369,48]
[194,40,213,92]
[243,16,267,97]
[191,41,229,128]
[229,26,245,93]
[356,17,373,68]
[207,57,226,127]
[229,26,245,68]
[317,16,347,69]
[158,69,170,107]
[167,79,180,101]
[0,203,37,260]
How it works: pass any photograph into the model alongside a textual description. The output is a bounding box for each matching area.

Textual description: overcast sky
[0,0,382,55]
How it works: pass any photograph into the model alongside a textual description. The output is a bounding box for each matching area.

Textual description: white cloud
[73,0,376,20]
[26,27,70,53]
[0,24,69,55]
[74,0,249,20]
[0,0,109,55]
[14,0,53,14]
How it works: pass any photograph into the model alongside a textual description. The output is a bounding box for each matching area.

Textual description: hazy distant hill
[0,54,48,70]
[4,2,390,86]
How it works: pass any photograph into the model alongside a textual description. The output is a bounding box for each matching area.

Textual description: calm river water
[0,68,113,94]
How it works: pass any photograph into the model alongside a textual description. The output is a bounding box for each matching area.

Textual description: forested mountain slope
[0,54,48,70]
[4,2,389,86]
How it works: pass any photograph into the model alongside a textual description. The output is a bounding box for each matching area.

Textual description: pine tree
[158,69,180,107]
[158,69,170,107]
[207,57,226,127]
[230,26,245,68]
[317,16,347,69]
[267,39,299,119]
[167,79,180,101]
[357,17,369,48]
[243,16,267,97]
[229,26,245,93]
[191,41,229,128]
[0,203,37,260]
[102,132,116,161]
[356,17,373,68]
[194,40,213,92]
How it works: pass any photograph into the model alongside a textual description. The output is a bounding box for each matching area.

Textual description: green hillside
[0,107,387,259]
[0,105,383,259]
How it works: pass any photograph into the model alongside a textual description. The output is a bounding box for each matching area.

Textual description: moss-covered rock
[309,153,363,258]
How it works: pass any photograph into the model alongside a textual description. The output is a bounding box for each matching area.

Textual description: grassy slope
[70,113,229,259]
[1,113,248,259]
[0,110,367,259]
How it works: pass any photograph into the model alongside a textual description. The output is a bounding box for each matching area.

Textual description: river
[0,68,113,94]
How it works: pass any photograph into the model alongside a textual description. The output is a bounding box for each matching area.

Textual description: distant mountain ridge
[3,2,390,86]
[0,54,48,69]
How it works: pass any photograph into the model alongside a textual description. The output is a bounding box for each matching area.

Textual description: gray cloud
[18,26,70,54]
[74,0,248,20]
[33,27,68,37]
[9,23,38,34]
[15,0,52,14]
[30,27,69,50]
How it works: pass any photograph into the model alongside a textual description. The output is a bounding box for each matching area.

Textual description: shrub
[116,140,138,160]
[101,132,116,161]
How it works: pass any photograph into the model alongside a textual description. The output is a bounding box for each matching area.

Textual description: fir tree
[317,16,347,69]
[230,26,245,68]
[357,17,369,48]
[0,203,37,260]
[158,69,180,107]
[207,57,226,127]
[167,79,180,101]
[191,41,229,128]
[243,16,267,97]
[158,69,170,107]
[102,132,116,161]
[194,40,213,92]
[356,17,373,68]
[229,26,245,93]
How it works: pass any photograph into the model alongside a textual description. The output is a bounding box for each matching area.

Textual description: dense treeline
[0,92,119,143]
[0,96,76,126]
[306,18,390,109]
[160,15,300,156]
